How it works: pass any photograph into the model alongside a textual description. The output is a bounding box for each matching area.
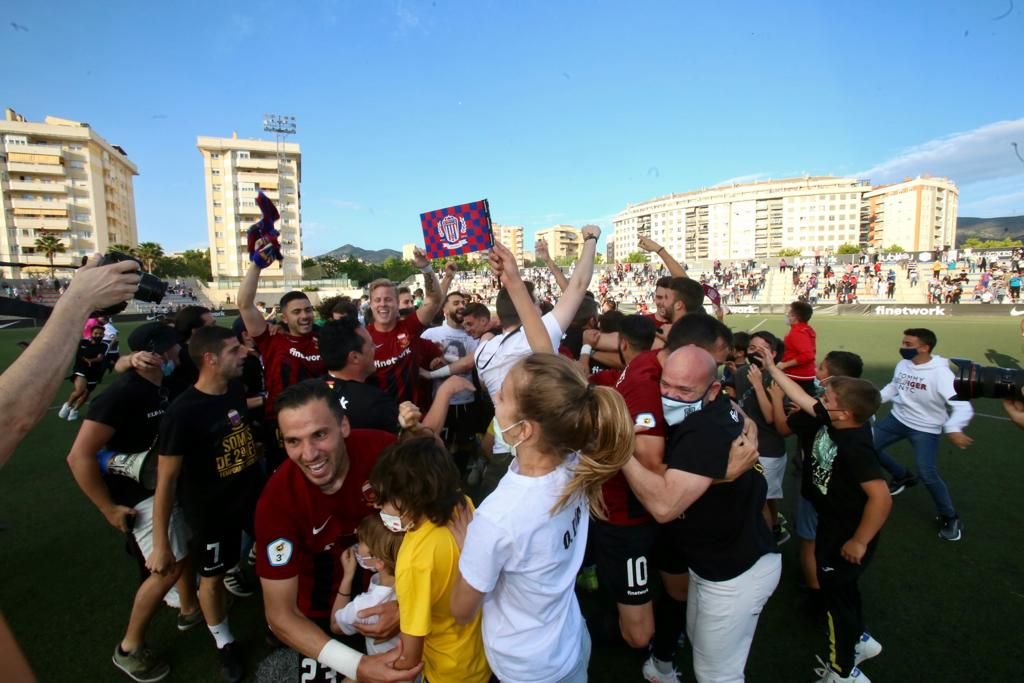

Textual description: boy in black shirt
[60,324,108,421]
[761,351,891,683]
[148,326,262,682]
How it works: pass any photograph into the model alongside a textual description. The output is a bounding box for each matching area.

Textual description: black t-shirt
[74,339,108,377]
[664,392,776,581]
[156,380,263,529]
[162,341,198,400]
[733,366,786,458]
[803,402,885,557]
[86,371,168,507]
[323,376,400,434]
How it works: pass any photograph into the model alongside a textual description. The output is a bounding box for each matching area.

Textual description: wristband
[429,365,453,379]
[419,265,434,274]
[583,234,598,242]
[657,247,665,255]
[317,640,363,680]
[580,344,593,356]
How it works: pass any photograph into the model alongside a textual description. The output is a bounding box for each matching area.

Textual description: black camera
[951,358,1024,401]
[96,252,168,315]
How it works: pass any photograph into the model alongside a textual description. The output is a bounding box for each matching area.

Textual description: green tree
[109,243,135,256]
[775,247,802,257]
[33,234,65,278]
[836,243,861,255]
[883,244,905,254]
[624,252,648,264]
[134,242,164,272]
[962,237,1023,248]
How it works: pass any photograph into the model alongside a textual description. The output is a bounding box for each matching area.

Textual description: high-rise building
[535,224,583,260]
[492,223,524,264]
[197,134,302,282]
[0,108,138,277]
[864,176,958,253]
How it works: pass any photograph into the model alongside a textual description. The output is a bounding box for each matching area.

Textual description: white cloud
[395,0,421,32]
[858,118,1024,185]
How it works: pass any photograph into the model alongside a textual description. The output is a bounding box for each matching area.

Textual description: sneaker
[814,656,871,682]
[938,515,963,542]
[112,644,170,682]
[773,524,792,546]
[247,544,257,566]
[218,643,244,683]
[67,408,80,421]
[223,568,254,597]
[177,608,203,631]
[58,403,71,419]
[575,565,598,593]
[888,473,917,496]
[162,586,180,609]
[642,655,683,683]
[854,632,882,665]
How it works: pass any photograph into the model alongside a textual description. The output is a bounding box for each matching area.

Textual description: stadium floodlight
[263,114,296,135]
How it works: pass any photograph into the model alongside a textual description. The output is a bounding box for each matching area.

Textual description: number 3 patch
[267,538,293,567]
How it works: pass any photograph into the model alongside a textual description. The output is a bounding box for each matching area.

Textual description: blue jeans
[874,413,956,518]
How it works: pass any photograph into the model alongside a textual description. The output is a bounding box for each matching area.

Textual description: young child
[761,349,891,683]
[331,514,403,655]
[722,330,750,397]
[368,436,490,683]
[778,300,817,395]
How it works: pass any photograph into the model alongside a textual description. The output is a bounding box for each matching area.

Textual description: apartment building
[197,134,302,282]
[0,108,138,277]
[492,223,524,264]
[535,224,583,260]
[864,176,958,253]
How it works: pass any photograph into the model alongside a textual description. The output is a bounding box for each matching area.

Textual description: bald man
[623,345,780,683]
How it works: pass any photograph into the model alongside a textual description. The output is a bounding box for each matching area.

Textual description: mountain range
[317,244,402,263]
[955,216,1024,245]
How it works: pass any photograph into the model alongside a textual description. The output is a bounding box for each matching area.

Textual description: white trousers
[687,553,782,683]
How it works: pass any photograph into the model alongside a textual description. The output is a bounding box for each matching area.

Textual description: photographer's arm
[0,255,139,470]
[238,265,268,338]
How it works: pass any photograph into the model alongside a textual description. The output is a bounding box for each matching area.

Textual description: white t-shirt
[333,574,399,655]
[458,454,589,683]
[103,322,119,353]
[422,323,478,405]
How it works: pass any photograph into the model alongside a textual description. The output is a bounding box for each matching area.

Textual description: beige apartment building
[0,108,138,278]
[864,176,958,253]
[492,223,524,264]
[197,134,302,282]
[535,224,583,260]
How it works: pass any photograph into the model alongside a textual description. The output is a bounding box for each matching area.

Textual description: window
[211,169,221,176]
[213,184,222,192]
[237,151,250,159]
[210,153,220,159]
[216,248,225,255]
[74,213,89,221]
[69,160,85,169]
[215,231,223,238]
[213,201,223,208]
[214,216,223,223]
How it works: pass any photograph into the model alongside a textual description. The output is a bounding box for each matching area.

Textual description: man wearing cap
[66,322,200,683]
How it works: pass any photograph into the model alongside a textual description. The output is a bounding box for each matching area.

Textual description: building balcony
[12,217,71,231]
[235,157,279,171]
[4,142,64,159]
[238,203,261,215]
[10,199,69,212]
[7,180,69,194]
[236,172,279,186]
[5,161,67,176]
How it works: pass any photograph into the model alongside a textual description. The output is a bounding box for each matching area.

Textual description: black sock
[117,645,131,656]
[652,595,686,663]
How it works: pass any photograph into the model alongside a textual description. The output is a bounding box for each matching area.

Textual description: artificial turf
[0,314,1021,681]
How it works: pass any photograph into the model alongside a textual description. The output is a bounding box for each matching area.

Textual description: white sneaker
[163,585,181,609]
[58,403,71,419]
[814,656,871,682]
[67,408,79,421]
[854,633,882,665]
[642,656,682,683]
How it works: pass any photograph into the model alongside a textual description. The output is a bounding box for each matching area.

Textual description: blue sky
[4,0,1023,256]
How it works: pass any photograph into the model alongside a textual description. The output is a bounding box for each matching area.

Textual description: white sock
[208,619,234,649]
[654,657,674,674]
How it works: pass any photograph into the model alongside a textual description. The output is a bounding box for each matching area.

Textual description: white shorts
[132,496,191,561]
[758,454,787,500]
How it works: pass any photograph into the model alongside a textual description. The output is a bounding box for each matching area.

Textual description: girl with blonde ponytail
[447,350,633,683]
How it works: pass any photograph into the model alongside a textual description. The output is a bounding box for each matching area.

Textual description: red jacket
[782,322,817,380]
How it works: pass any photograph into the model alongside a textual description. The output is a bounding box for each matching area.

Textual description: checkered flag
[420,199,494,260]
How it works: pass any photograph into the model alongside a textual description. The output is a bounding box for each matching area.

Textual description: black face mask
[398,307,415,318]
[749,355,763,368]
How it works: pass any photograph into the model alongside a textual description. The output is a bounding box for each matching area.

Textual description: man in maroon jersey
[365,246,442,404]
[255,379,416,683]
[238,265,326,466]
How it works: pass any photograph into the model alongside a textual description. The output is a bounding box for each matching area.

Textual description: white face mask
[495,418,526,456]
[661,383,713,426]
[354,546,377,570]
[379,510,410,533]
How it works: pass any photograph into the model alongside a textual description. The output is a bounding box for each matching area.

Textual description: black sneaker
[938,515,963,542]
[888,473,918,496]
[218,643,244,683]
[773,524,792,546]
[223,568,254,597]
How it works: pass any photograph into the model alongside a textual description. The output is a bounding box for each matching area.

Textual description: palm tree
[34,234,66,279]
[109,243,135,256]
[134,242,165,273]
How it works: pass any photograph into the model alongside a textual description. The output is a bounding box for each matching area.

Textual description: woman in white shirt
[448,352,634,683]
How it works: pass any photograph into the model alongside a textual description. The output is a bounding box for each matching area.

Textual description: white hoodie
[879,353,973,434]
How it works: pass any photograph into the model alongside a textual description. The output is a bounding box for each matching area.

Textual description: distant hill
[317,244,402,263]
[956,216,1024,245]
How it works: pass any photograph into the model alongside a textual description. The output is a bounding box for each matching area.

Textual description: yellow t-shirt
[395,502,489,683]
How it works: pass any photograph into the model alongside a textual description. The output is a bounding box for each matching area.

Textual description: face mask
[160,359,176,376]
[354,547,377,571]
[661,383,713,426]
[495,418,526,456]
[899,347,918,361]
[379,510,410,533]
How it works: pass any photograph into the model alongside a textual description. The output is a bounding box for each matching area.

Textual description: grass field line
[975,412,1012,421]
[749,318,769,331]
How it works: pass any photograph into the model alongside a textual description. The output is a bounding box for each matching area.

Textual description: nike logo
[821,566,835,572]
[1011,307,1024,317]
[374,344,384,349]
[313,517,331,535]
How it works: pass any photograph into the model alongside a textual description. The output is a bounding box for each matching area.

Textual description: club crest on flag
[437,214,468,249]
[420,199,494,259]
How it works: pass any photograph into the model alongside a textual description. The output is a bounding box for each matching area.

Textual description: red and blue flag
[420,199,494,260]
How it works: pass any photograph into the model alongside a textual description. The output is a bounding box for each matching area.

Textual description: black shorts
[191,524,243,577]
[653,519,690,576]
[591,518,658,605]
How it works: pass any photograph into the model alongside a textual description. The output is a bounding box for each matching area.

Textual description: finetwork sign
[873,305,947,316]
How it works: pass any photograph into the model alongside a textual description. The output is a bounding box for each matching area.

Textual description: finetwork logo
[873,305,947,316]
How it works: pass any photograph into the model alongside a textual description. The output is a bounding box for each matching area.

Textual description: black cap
[128,323,180,354]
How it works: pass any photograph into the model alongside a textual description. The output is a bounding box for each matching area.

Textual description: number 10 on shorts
[626,556,648,588]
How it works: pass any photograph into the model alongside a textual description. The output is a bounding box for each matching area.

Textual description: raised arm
[490,241,552,354]
[413,247,443,326]
[238,264,269,338]
[638,236,687,278]
[0,254,140,470]
[551,225,600,331]
[536,238,570,292]
[759,349,818,415]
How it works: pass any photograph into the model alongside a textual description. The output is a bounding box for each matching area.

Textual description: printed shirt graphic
[810,425,838,496]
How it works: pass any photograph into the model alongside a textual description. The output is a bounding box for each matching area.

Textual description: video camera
[951,359,1024,401]
[95,252,168,315]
